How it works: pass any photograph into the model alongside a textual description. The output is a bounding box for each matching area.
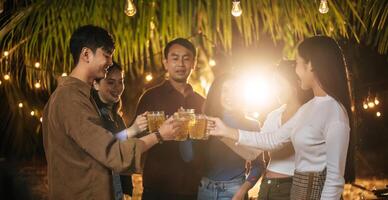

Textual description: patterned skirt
[290,168,326,200]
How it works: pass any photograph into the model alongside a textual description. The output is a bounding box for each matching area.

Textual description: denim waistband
[201,176,245,190]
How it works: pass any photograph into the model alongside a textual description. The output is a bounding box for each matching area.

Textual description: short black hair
[70,25,115,65]
[163,38,196,59]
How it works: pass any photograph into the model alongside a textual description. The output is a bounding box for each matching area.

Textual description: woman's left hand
[206,116,239,140]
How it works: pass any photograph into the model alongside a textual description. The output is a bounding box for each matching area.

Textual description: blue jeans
[197,176,246,200]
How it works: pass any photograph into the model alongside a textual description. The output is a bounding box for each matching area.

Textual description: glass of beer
[147,111,166,133]
[174,108,195,141]
[189,114,208,140]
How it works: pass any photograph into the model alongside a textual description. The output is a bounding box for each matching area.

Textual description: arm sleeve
[59,96,142,173]
[115,129,128,141]
[237,125,291,151]
[321,122,350,200]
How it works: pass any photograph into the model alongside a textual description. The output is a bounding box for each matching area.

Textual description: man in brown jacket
[42,25,179,200]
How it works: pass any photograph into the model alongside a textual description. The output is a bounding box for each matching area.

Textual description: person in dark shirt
[135,38,205,200]
[199,73,264,200]
[92,62,150,200]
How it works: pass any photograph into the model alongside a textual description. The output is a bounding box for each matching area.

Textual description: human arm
[321,122,350,200]
[207,116,291,151]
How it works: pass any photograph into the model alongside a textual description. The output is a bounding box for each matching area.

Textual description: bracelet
[154,131,164,144]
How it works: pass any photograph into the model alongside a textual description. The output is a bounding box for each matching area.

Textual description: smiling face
[87,47,114,80]
[93,68,124,104]
[163,44,195,83]
[295,53,315,90]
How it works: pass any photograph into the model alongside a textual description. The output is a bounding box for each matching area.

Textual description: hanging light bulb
[4,74,10,80]
[34,81,41,89]
[145,73,153,82]
[376,111,381,117]
[3,51,9,57]
[0,80,2,85]
[30,111,35,116]
[18,102,23,108]
[209,59,216,67]
[40,117,43,122]
[34,62,40,68]
[363,101,368,110]
[231,0,242,17]
[124,0,137,17]
[61,72,68,77]
[368,101,375,108]
[319,0,329,14]
[374,97,380,105]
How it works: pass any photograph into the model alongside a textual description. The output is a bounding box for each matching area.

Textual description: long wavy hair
[298,36,354,183]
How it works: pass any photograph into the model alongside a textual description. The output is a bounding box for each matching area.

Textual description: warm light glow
[4,74,10,80]
[124,0,137,16]
[61,72,68,77]
[200,77,210,95]
[3,51,9,57]
[34,82,41,89]
[0,80,2,85]
[145,74,153,82]
[40,117,43,122]
[30,111,35,116]
[150,21,156,30]
[18,102,23,108]
[231,1,242,17]
[368,101,375,108]
[241,74,275,109]
[374,97,380,105]
[209,59,216,67]
[376,111,381,117]
[34,62,40,68]
[363,102,368,110]
[319,0,329,14]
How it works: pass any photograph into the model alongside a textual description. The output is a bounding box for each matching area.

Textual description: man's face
[163,44,195,83]
[88,48,113,80]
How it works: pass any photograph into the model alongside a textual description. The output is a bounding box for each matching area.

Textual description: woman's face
[295,53,314,90]
[94,69,124,104]
[220,79,237,112]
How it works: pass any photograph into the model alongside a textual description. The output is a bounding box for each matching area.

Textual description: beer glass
[147,111,166,132]
[174,108,195,141]
[188,114,208,140]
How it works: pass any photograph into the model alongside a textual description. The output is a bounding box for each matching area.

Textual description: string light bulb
[124,0,137,17]
[34,81,41,89]
[40,117,43,122]
[34,62,40,68]
[368,101,375,108]
[0,80,2,85]
[18,102,23,108]
[3,51,9,57]
[209,59,216,67]
[319,0,329,14]
[376,111,381,117]
[374,97,380,105]
[231,0,242,17]
[30,111,35,116]
[363,102,368,110]
[61,72,68,77]
[145,74,153,82]
[4,74,10,80]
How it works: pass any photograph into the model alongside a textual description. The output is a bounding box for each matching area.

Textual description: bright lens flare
[242,75,274,109]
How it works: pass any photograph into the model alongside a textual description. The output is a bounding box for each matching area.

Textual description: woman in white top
[258,60,313,200]
[208,36,352,200]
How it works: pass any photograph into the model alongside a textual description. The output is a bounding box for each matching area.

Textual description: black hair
[298,35,355,183]
[163,38,196,59]
[95,61,123,83]
[276,59,313,104]
[70,25,115,65]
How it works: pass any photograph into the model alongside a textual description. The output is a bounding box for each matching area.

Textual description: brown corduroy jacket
[43,76,142,200]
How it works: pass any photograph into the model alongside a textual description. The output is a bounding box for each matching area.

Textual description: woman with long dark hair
[208,36,352,199]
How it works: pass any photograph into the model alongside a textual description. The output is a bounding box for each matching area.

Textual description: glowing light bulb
[209,59,216,67]
[34,81,41,89]
[124,0,137,17]
[3,51,9,57]
[231,1,242,17]
[31,111,35,116]
[61,72,67,77]
[374,97,380,105]
[368,101,375,108]
[40,117,43,122]
[319,0,329,14]
[376,111,381,117]
[34,62,40,68]
[18,102,23,108]
[4,74,10,80]
[0,80,2,85]
[363,102,368,110]
[145,74,153,82]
